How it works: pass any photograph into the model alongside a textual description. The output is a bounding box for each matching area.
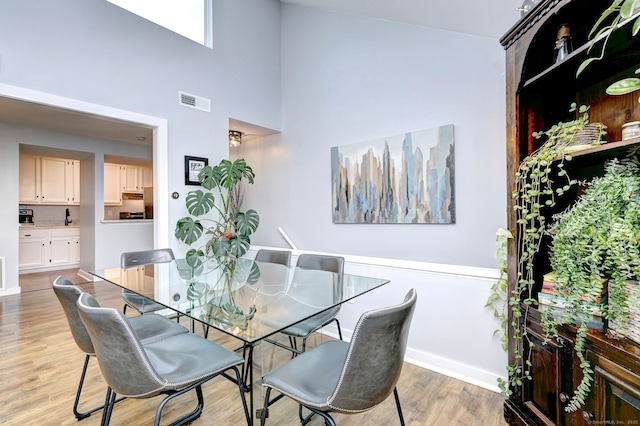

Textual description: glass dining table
[89,257,389,424]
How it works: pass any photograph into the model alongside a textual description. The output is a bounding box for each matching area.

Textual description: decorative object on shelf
[543,156,640,411]
[517,0,539,17]
[331,124,455,224]
[175,158,260,328]
[622,121,640,140]
[559,122,608,152]
[553,23,573,64]
[229,130,242,147]
[492,103,605,400]
[608,279,640,344]
[184,155,208,186]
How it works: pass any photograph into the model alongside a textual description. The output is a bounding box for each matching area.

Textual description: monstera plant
[174,158,260,329]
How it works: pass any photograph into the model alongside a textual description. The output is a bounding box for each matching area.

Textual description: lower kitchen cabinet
[19,227,80,271]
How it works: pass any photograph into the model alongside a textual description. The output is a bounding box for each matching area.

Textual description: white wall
[239,5,507,269]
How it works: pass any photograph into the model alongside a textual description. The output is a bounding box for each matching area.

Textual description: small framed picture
[184,156,208,185]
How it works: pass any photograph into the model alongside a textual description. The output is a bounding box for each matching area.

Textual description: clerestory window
[107,0,213,47]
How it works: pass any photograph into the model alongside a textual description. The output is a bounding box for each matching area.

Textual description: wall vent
[178,91,211,112]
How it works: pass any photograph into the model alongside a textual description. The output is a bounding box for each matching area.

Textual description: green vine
[485,228,512,352]
[492,103,607,398]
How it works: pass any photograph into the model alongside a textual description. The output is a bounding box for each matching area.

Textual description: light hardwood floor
[0,269,507,425]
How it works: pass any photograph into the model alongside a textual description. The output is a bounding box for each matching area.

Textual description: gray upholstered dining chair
[120,248,175,316]
[76,291,251,426]
[255,248,292,266]
[259,288,417,426]
[52,275,188,420]
[280,254,345,354]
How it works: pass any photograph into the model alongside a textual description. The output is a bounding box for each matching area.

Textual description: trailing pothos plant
[543,155,640,412]
[487,103,607,398]
[174,158,260,304]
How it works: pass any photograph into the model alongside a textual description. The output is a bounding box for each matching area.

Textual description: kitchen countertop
[19,223,80,229]
[100,219,153,224]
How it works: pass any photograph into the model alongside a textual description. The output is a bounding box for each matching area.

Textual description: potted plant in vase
[175,158,260,329]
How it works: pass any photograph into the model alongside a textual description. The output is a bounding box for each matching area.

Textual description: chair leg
[232,366,251,425]
[306,408,336,426]
[393,387,405,426]
[101,387,117,426]
[288,336,299,358]
[74,355,126,420]
[154,384,204,426]
[260,387,272,426]
[73,354,96,419]
[298,403,315,425]
[334,318,343,340]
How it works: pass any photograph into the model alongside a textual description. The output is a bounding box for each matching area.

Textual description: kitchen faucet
[65,208,72,226]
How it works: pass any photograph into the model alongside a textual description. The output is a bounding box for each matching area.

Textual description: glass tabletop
[90,258,389,345]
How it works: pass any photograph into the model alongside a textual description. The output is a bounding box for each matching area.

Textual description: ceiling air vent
[178,91,211,112]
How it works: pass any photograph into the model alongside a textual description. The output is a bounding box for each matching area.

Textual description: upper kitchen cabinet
[121,165,152,192]
[104,163,122,205]
[19,155,80,205]
[65,160,80,204]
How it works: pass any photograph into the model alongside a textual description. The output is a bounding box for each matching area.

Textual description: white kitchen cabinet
[120,165,152,192]
[19,155,81,205]
[65,160,81,204]
[104,163,122,205]
[121,165,140,192]
[70,234,81,264]
[18,229,47,269]
[19,227,80,271]
[19,156,40,203]
[40,157,67,204]
[50,235,71,265]
[140,166,153,188]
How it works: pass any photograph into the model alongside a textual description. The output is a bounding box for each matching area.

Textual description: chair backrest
[294,254,344,304]
[76,292,166,398]
[295,253,344,274]
[121,248,175,269]
[52,275,95,355]
[255,249,291,266]
[327,289,417,412]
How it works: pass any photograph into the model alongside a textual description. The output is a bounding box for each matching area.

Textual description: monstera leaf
[185,190,215,217]
[235,209,260,236]
[175,217,204,245]
[234,259,261,285]
[198,165,224,191]
[210,234,251,259]
[217,158,255,189]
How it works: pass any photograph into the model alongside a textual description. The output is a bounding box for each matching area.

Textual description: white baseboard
[321,323,503,394]
[0,287,21,297]
[77,269,95,282]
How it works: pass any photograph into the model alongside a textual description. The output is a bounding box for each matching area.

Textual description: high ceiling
[281,0,523,39]
[1,1,522,145]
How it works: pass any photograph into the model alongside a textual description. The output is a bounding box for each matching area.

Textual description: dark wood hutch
[500,0,640,424]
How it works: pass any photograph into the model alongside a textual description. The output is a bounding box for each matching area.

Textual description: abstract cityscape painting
[331,124,455,224]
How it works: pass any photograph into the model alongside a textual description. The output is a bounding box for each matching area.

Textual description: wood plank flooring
[0,269,507,425]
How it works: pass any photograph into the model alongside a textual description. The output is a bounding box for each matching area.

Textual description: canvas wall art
[331,124,455,224]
